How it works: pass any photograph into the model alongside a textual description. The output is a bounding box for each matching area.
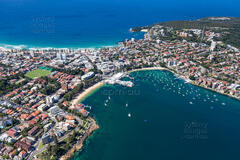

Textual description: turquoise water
[73,70,240,160]
[0,0,240,48]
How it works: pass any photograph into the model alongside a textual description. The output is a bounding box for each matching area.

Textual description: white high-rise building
[210,41,217,51]
[57,53,67,60]
[57,53,62,60]
[62,53,67,60]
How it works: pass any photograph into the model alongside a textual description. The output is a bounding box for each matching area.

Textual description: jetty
[105,73,134,87]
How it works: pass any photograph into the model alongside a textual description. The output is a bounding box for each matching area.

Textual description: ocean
[0,0,240,48]
[73,70,240,160]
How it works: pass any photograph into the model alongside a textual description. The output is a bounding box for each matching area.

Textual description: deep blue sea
[73,70,240,160]
[0,0,240,48]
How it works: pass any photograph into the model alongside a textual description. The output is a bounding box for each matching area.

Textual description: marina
[0,0,239,159]
[75,70,240,160]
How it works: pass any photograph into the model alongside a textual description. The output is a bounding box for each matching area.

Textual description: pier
[105,73,134,87]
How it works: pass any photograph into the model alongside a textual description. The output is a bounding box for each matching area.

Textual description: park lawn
[38,142,44,150]
[25,69,51,79]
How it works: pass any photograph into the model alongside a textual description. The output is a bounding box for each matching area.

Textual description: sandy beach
[71,67,167,108]
[129,67,169,73]
[71,81,105,107]
[60,81,103,160]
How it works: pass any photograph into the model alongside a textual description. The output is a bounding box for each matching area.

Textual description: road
[27,114,82,160]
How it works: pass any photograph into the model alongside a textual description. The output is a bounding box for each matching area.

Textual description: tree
[54,135,58,146]
[63,83,83,101]
[189,75,196,81]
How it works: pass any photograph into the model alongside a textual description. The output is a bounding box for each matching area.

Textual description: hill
[131,17,240,48]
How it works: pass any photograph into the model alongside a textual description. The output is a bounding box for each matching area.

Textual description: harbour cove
[0,16,240,159]
[72,70,240,160]
[0,0,240,159]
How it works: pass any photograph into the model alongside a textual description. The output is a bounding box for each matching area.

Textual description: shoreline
[129,67,240,101]
[190,81,240,101]
[71,67,239,109]
[71,67,171,108]
[60,117,99,160]
[0,42,120,51]
[66,67,239,160]
[129,67,170,73]
[71,81,105,108]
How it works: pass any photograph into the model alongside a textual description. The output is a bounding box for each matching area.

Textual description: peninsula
[0,16,239,160]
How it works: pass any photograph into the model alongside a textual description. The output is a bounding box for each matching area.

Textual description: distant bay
[0,0,240,48]
[72,70,240,160]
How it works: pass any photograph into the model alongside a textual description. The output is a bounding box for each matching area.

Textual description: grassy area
[38,142,44,150]
[25,69,51,79]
